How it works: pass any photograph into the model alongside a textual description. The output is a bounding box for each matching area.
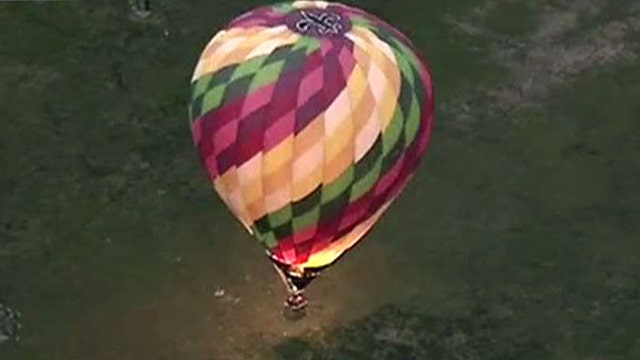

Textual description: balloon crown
[285,8,352,37]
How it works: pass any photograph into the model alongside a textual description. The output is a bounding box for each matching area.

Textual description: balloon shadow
[272,301,552,360]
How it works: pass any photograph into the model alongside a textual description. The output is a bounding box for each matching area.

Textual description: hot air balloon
[189,1,434,316]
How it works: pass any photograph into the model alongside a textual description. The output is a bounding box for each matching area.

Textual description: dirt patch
[0,63,60,91]
[0,303,21,344]
[446,0,640,114]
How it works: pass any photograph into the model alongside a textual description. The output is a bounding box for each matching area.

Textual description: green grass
[484,1,537,39]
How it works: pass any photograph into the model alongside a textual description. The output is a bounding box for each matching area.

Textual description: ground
[1,0,639,359]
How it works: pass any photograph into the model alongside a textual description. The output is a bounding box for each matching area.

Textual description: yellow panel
[324,141,354,184]
[263,135,294,175]
[192,26,300,80]
[292,166,323,201]
[293,116,324,159]
[293,1,330,9]
[323,119,353,172]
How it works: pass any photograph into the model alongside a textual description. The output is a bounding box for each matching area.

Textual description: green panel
[189,95,203,123]
[268,204,292,228]
[272,3,295,13]
[200,85,226,116]
[191,73,213,100]
[273,222,294,240]
[349,159,383,201]
[253,216,271,237]
[229,55,268,81]
[292,36,321,54]
[350,16,372,28]
[395,55,416,87]
[404,94,421,145]
[381,128,406,173]
[319,186,351,224]
[293,187,322,216]
[354,137,382,181]
[394,39,422,77]
[382,106,405,155]
[249,59,286,92]
[321,166,354,204]
[292,208,320,232]
[304,38,322,54]
[260,231,278,249]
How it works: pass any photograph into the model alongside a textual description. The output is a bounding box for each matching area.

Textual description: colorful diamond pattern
[190,1,434,270]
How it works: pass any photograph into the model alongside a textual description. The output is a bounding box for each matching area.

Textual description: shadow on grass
[273,301,551,360]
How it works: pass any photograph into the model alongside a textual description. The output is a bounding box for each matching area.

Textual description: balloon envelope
[189,1,434,277]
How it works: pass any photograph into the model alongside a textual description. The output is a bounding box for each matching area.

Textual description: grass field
[1,0,639,359]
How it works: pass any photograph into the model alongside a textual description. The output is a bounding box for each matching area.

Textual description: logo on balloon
[287,9,351,37]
